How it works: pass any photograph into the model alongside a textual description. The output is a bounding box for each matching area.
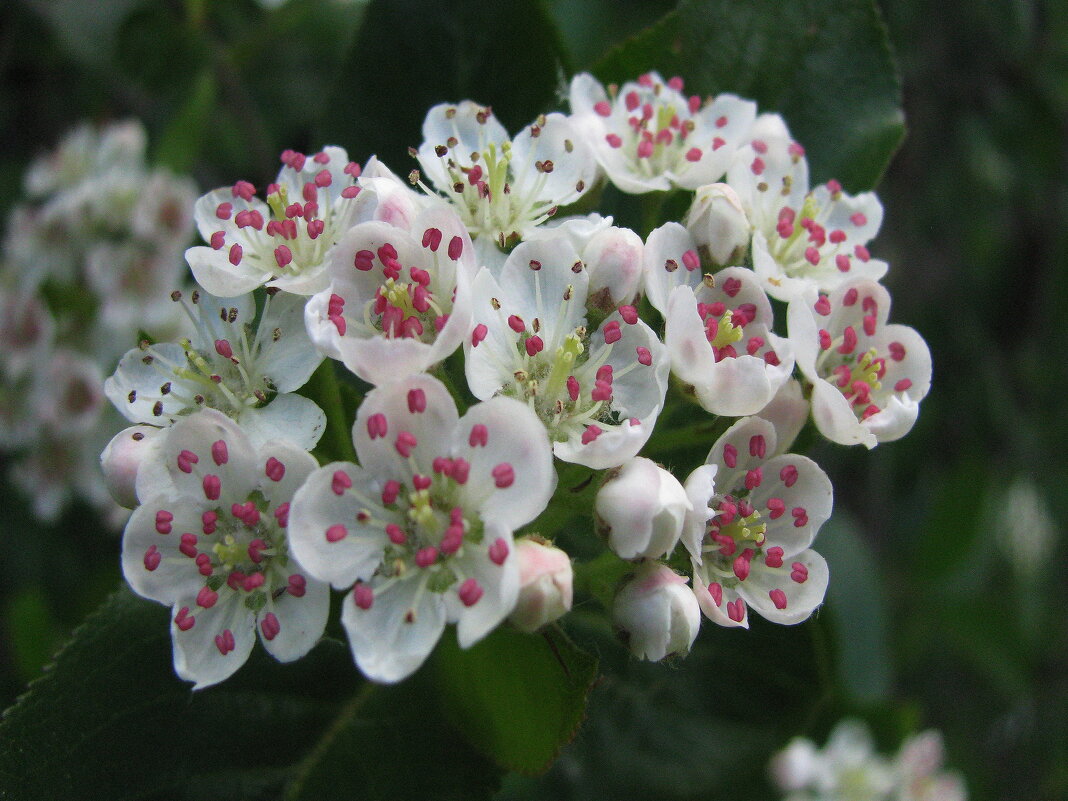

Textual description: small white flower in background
[595,456,692,561]
[645,222,794,416]
[613,561,700,661]
[185,146,374,297]
[770,720,967,801]
[569,71,756,194]
[684,182,751,268]
[0,287,55,381]
[105,289,325,451]
[24,119,147,199]
[691,416,832,628]
[508,537,573,633]
[415,101,598,248]
[727,113,887,302]
[521,213,644,312]
[121,409,328,689]
[303,205,474,385]
[465,236,670,469]
[788,279,931,448]
[287,375,555,683]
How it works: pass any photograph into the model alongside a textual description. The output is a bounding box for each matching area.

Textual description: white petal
[738,549,829,625]
[157,409,259,504]
[448,522,520,648]
[342,574,446,683]
[121,496,211,605]
[185,246,270,298]
[255,438,318,505]
[259,567,329,662]
[810,379,878,448]
[643,222,703,315]
[172,595,256,689]
[238,394,326,452]
[257,293,324,392]
[682,463,718,562]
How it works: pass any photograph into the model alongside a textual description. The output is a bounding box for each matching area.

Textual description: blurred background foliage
[0,0,1065,798]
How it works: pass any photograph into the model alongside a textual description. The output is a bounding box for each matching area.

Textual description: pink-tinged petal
[453,397,554,531]
[287,461,392,588]
[692,561,749,629]
[171,596,256,689]
[341,573,447,683]
[353,375,459,481]
[737,550,829,625]
[810,378,878,448]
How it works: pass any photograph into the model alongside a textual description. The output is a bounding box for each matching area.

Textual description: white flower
[0,287,54,380]
[788,279,931,448]
[303,205,474,385]
[24,119,147,199]
[522,213,644,311]
[105,289,325,450]
[569,71,756,194]
[684,182,751,267]
[185,146,374,296]
[415,101,598,247]
[726,113,887,301]
[645,223,794,416]
[465,237,670,469]
[613,562,700,661]
[508,537,573,633]
[287,374,555,683]
[596,457,692,560]
[691,416,832,628]
[121,409,328,689]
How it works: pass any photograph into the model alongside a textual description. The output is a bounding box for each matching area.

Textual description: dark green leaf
[594,0,904,190]
[432,624,599,774]
[0,587,356,801]
[155,69,217,173]
[318,0,570,168]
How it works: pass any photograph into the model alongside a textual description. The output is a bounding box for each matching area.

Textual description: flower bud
[508,537,573,632]
[684,182,750,267]
[596,457,691,560]
[613,562,700,661]
[100,425,161,508]
[584,225,644,310]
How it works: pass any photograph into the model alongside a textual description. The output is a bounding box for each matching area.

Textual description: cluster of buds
[770,720,967,801]
[1,120,197,522]
[98,70,930,688]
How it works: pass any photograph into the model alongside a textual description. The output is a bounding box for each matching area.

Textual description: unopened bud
[508,538,573,633]
[596,457,691,560]
[100,425,162,508]
[684,182,751,267]
[613,562,700,661]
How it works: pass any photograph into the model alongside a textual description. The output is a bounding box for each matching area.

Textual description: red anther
[260,612,281,641]
[458,578,484,607]
[274,502,290,528]
[450,458,470,485]
[415,547,438,568]
[274,244,293,269]
[619,305,638,324]
[407,388,427,414]
[440,525,464,555]
[591,380,613,402]
[595,364,613,383]
[210,231,225,249]
[814,295,831,316]
[366,413,388,440]
[179,533,198,558]
[751,157,765,175]
[197,585,219,609]
[863,314,877,336]
[352,583,374,610]
[749,434,766,458]
[682,249,700,271]
[889,341,906,361]
[331,469,352,496]
[228,243,243,265]
[471,323,488,347]
[448,236,464,260]
[174,607,195,631]
[723,443,737,468]
[745,468,763,490]
[637,140,654,158]
[836,254,851,272]
[606,134,622,148]
[242,572,265,592]
[594,100,612,116]
[202,510,218,534]
[790,562,809,583]
[469,424,488,447]
[764,350,781,366]
[307,219,325,239]
[410,266,431,287]
[746,336,765,356]
[202,475,221,501]
[688,95,702,113]
[412,474,431,491]
[837,325,858,354]
[232,180,256,200]
[525,336,544,356]
[155,510,173,535]
[314,169,332,188]
[769,589,788,610]
[341,186,361,199]
[215,629,236,655]
[302,182,317,203]
[767,498,785,519]
[894,378,913,392]
[829,229,847,244]
[581,425,602,445]
[287,574,307,597]
[492,462,515,488]
[210,439,229,466]
[726,598,746,623]
[733,554,751,581]
[707,582,723,605]
[721,277,742,298]
[384,523,406,545]
[603,320,622,344]
[330,313,346,335]
[764,545,784,568]
[265,456,285,482]
[395,430,417,457]
[488,537,509,566]
[780,464,799,488]
[636,346,652,366]
[247,538,267,564]
[508,315,525,333]
[625,91,640,111]
[143,545,161,571]
[216,202,233,220]
[854,245,871,262]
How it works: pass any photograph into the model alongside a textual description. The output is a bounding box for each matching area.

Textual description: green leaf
[318,0,570,169]
[155,68,217,173]
[0,587,356,801]
[594,0,904,190]
[432,625,599,774]
[283,672,502,801]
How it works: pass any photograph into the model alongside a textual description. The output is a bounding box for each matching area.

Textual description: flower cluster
[1,120,197,523]
[101,70,930,688]
[770,720,967,801]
